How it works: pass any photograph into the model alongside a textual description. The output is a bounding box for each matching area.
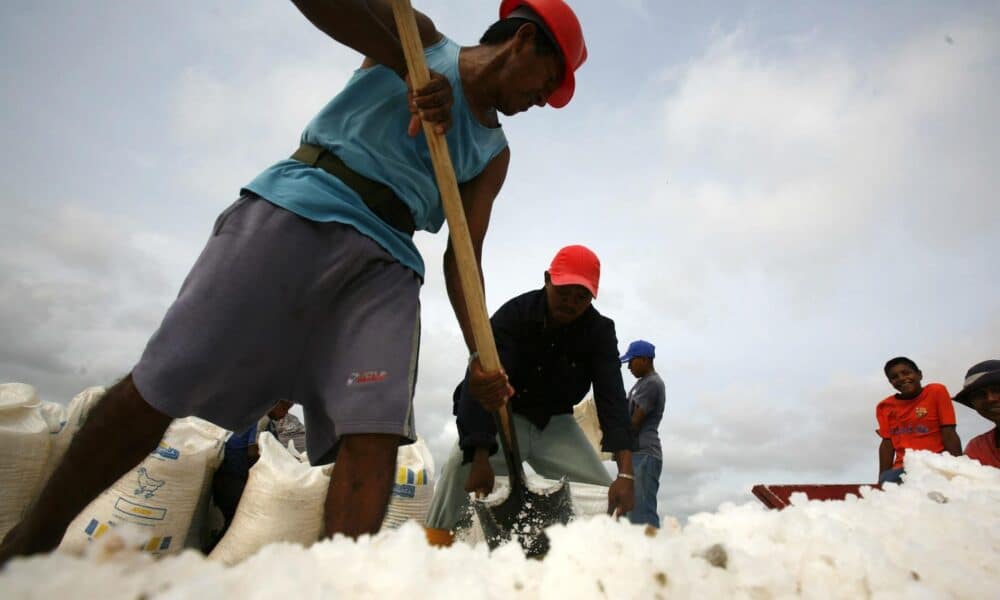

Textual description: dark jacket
[455,289,633,461]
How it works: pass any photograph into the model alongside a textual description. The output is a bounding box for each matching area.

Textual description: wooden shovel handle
[389,0,514,441]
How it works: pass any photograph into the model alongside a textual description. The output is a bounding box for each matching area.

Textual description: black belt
[290,143,415,236]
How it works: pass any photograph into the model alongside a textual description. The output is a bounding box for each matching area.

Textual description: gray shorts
[133,194,421,465]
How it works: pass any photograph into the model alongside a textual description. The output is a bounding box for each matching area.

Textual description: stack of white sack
[208,431,333,565]
[58,416,227,557]
[0,384,111,540]
[209,434,437,565]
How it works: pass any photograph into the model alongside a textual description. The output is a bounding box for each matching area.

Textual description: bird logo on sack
[915,407,928,418]
[134,467,165,499]
[346,370,388,386]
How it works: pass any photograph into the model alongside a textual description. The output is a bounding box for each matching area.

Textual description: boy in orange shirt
[876,357,962,484]
[953,360,1000,469]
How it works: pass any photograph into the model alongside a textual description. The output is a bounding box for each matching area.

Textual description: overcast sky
[2,1,998,519]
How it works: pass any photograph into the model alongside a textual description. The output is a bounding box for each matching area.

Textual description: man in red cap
[1,0,589,563]
[425,245,635,546]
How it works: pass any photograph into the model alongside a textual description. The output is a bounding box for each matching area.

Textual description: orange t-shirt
[876,383,956,469]
[964,428,1000,469]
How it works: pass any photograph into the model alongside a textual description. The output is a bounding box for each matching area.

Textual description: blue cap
[620,340,655,363]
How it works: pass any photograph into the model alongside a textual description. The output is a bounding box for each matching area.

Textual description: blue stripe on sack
[84,519,98,535]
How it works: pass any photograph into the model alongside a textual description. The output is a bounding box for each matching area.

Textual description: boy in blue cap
[621,340,666,528]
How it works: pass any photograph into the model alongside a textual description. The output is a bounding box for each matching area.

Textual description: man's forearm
[878,439,894,475]
[941,427,962,456]
[630,407,646,433]
[614,449,633,476]
[444,245,484,354]
[291,0,408,77]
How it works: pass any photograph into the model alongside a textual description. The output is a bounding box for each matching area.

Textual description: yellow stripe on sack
[145,537,161,552]
[415,469,424,485]
[397,467,407,484]
[94,523,109,539]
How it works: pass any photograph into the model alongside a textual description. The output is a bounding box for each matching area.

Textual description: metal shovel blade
[473,476,574,558]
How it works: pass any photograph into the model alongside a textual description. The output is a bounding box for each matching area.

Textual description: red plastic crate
[751,483,881,510]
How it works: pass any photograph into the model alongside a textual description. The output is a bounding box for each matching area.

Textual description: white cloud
[610,0,651,19]
[610,17,1000,518]
[656,20,999,265]
[166,58,357,204]
[0,203,195,401]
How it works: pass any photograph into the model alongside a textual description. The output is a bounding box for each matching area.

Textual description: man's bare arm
[291,0,440,77]
[878,437,895,478]
[940,425,962,456]
[630,406,647,432]
[444,147,511,354]
[607,449,635,516]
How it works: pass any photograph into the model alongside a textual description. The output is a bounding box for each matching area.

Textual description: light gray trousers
[425,413,613,530]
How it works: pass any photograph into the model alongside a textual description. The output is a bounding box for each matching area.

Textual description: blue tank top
[244,37,508,279]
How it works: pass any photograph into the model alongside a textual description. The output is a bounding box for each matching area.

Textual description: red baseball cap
[499,0,587,108]
[548,245,600,298]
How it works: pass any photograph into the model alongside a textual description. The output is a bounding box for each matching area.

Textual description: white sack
[59,417,226,557]
[180,419,229,551]
[43,386,106,483]
[27,400,67,500]
[208,432,333,566]
[0,383,50,538]
[573,395,612,461]
[285,439,309,463]
[383,436,436,529]
[38,401,66,435]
